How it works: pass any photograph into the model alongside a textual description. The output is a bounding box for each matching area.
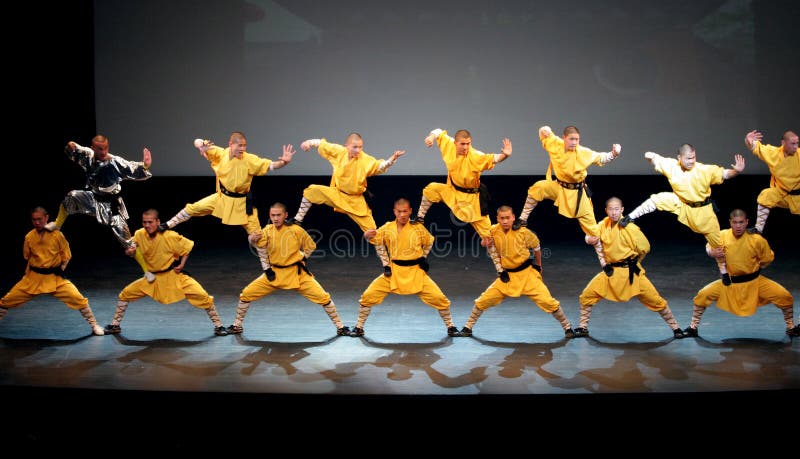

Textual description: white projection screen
[95,0,783,176]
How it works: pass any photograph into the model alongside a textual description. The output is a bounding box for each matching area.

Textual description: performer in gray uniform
[45,135,154,279]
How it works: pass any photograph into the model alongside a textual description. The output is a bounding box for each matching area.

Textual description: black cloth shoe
[447,326,460,337]
[498,271,510,283]
[672,328,687,339]
[618,216,633,228]
[104,324,121,334]
[746,227,761,235]
[573,327,589,338]
[511,219,527,231]
[786,325,800,338]
[157,223,169,232]
[264,268,276,281]
[336,326,351,336]
[721,273,731,286]
[410,216,424,225]
[383,265,392,277]
[214,326,228,336]
[459,326,473,337]
[603,264,614,277]
[683,326,699,337]
[564,328,576,339]
[349,327,364,337]
[227,324,243,334]
[285,217,301,227]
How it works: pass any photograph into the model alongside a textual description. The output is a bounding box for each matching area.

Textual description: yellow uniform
[750,140,800,213]
[648,153,725,247]
[527,132,607,236]
[0,229,88,310]
[693,229,792,316]
[301,139,385,231]
[240,223,330,305]
[185,145,273,233]
[359,221,450,309]
[474,225,559,312]
[118,229,213,309]
[579,217,667,311]
[422,130,496,237]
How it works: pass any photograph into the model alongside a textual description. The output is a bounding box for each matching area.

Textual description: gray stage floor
[2,241,797,397]
[2,240,798,447]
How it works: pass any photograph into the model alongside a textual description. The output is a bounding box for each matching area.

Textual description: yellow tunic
[528,132,605,221]
[693,229,793,316]
[649,154,724,245]
[186,146,272,227]
[750,141,800,213]
[0,229,88,309]
[302,139,383,229]
[240,223,331,305]
[473,225,559,312]
[118,229,213,308]
[422,130,496,227]
[359,220,450,309]
[578,218,667,310]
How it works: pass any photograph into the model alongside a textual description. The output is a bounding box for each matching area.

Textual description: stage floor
[1,240,798,445]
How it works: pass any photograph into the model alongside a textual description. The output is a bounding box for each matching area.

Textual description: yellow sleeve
[23,234,31,261]
[205,146,225,168]
[541,133,564,155]
[436,130,455,158]
[524,229,540,249]
[755,235,775,269]
[168,232,194,257]
[627,223,650,260]
[420,226,434,248]
[298,227,317,254]
[318,139,346,161]
[361,152,383,176]
[246,152,271,177]
[369,223,390,247]
[58,232,72,262]
[704,163,725,186]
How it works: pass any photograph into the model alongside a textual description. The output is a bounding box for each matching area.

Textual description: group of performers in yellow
[1,127,797,339]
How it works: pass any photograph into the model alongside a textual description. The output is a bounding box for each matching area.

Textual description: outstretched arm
[424,129,443,147]
[378,150,406,173]
[722,154,745,180]
[194,138,214,160]
[597,143,622,164]
[300,139,321,151]
[270,144,296,170]
[744,130,762,150]
[173,254,189,273]
[538,126,553,139]
[706,244,725,259]
[493,138,512,163]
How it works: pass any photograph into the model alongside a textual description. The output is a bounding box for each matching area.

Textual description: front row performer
[0,207,104,336]
[458,206,576,339]
[621,144,745,285]
[105,209,229,336]
[686,209,798,338]
[229,203,350,336]
[576,198,686,339]
[352,197,459,338]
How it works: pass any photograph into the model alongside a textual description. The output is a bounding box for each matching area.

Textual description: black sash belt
[30,266,64,276]
[152,261,189,276]
[682,197,713,208]
[505,259,533,273]
[556,179,591,216]
[609,256,641,284]
[392,257,424,267]
[273,260,311,276]
[730,269,760,283]
[450,177,490,216]
[219,183,254,215]
[788,189,800,196]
